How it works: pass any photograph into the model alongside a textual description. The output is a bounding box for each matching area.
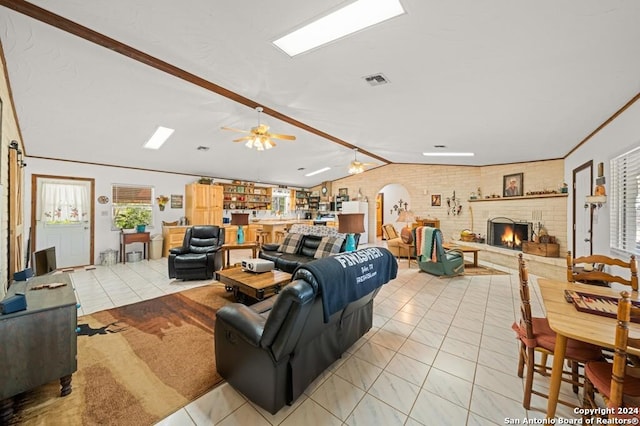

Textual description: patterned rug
[9,284,235,426]
[463,264,510,276]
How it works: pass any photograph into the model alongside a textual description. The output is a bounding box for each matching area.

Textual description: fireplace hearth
[487,217,532,250]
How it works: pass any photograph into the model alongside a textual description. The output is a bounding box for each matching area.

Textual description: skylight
[143,126,174,150]
[273,0,406,57]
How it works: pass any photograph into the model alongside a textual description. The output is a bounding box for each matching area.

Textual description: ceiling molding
[0,0,391,165]
[565,92,640,158]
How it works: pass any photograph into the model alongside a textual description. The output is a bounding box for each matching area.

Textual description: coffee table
[442,243,480,267]
[216,267,292,303]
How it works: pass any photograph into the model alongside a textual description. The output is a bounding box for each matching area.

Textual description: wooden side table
[399,242,415,268]
[120,231,150,263]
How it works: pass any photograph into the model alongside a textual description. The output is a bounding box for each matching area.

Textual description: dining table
[537,278,640,419]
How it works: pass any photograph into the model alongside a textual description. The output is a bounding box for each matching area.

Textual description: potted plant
[156,195,169,211]
[115,207,151,233]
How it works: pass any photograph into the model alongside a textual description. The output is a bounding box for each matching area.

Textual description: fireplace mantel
[468,193,568,202]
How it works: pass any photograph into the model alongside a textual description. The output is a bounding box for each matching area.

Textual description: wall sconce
[9,140,27,168]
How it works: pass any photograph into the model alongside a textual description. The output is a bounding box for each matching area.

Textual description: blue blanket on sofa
[293,247,398,322]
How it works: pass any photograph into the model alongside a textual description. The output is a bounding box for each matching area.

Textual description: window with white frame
[610,145,640,256]
[111,184,154,229]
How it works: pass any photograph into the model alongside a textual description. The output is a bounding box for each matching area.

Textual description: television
[32,246,57,276]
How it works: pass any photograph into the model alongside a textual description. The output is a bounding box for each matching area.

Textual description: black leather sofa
[168,225,225,280]
[259,233,359,273]
[215,247,398,414]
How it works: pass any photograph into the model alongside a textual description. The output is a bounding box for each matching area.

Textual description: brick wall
[330,159,567,253]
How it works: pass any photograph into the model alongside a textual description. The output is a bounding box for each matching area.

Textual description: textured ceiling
[1,0,639,187]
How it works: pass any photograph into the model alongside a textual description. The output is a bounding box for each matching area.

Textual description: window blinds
[610,146,640,255]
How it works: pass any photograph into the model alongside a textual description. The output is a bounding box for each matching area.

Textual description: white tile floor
[68,242,586,425]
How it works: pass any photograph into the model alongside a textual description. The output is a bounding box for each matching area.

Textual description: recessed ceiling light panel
[422,152,475,157]
[143,126,174,150]
[305,167,331,177]
[273,0,406,57]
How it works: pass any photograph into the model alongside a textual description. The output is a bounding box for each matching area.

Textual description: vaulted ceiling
[1,1,639,187]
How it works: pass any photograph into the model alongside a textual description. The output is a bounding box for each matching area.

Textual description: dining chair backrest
[609,291,640,408]
[567,251,638,291]
[517,254,534,342]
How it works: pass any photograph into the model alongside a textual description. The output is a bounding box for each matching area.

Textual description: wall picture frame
[431,194,441,206]
[338,188,348,196]
[503,173,524,197]
[170,194,183,208]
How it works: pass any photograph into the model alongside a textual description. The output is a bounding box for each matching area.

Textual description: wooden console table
[221,242,259,269]
[0,273,77,422]
[120,231,150,263]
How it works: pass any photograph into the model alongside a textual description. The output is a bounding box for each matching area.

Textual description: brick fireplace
[486,217,532,250]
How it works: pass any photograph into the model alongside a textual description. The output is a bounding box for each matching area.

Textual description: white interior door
[573,162,593,257]
[35,177,92,268]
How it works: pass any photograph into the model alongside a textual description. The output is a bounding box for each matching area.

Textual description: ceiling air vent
[363,73,390,86]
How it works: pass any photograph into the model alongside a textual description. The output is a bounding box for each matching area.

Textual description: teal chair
[412,227,465,276]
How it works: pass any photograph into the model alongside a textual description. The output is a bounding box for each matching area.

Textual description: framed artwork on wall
[431,194,441,206]
[503,173,524,197]
[170,194,183,208]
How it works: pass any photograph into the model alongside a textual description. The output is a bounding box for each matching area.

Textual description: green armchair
[412,227,464,276]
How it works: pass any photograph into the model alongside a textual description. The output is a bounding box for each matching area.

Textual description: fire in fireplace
[486,217,532,250]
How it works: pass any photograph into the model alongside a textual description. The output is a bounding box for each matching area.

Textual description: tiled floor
[68,242,585,425]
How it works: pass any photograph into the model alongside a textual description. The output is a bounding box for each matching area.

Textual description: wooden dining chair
[513,254,603,409]
[582,291,640,421]
[567,251,638,291]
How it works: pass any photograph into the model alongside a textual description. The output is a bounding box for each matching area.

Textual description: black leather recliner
[168,225,225,280]
[215,247,398,414]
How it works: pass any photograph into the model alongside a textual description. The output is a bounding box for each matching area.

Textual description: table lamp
[231,213,250,244]
[338,213,365,252]
[397,210,415,244]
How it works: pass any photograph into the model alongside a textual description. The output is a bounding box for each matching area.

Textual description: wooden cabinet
[185,183,223,226]
[222,224,259,245]
[414,218,440,229]
[222,183,272,210]
[162,226,189,257]
[0,274,77,416]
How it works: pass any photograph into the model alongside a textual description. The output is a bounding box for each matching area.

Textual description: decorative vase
[159,205,165,211]
[237,225,245,244]
[136,225,146,233]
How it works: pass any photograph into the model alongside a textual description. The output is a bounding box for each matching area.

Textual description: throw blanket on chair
[416,226,437,263]
[294,247,398,322]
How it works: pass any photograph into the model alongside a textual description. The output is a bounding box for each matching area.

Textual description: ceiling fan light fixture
[348,162,365,174]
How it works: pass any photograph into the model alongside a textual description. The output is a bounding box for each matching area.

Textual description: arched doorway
[377,183,411,240]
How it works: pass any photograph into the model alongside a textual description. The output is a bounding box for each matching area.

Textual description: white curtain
[40,182,89,224]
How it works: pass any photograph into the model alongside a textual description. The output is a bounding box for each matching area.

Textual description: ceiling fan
[221,107,296,151]
[348,148,376,174]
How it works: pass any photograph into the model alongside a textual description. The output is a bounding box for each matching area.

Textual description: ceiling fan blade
[221,126,250,133]
[233,136,253,142]
[268,133,296,141]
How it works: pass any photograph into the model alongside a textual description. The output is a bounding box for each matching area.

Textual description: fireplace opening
[487,217,532,250]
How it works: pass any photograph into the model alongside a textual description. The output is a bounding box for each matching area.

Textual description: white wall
[24,158,198,264]
[564,99,640,256]
[380,183,410,233]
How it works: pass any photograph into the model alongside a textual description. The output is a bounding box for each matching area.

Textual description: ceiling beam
[0,0,391,165]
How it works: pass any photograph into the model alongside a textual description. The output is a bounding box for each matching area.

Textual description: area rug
[463,264,510,276]
[9,284,235,426]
